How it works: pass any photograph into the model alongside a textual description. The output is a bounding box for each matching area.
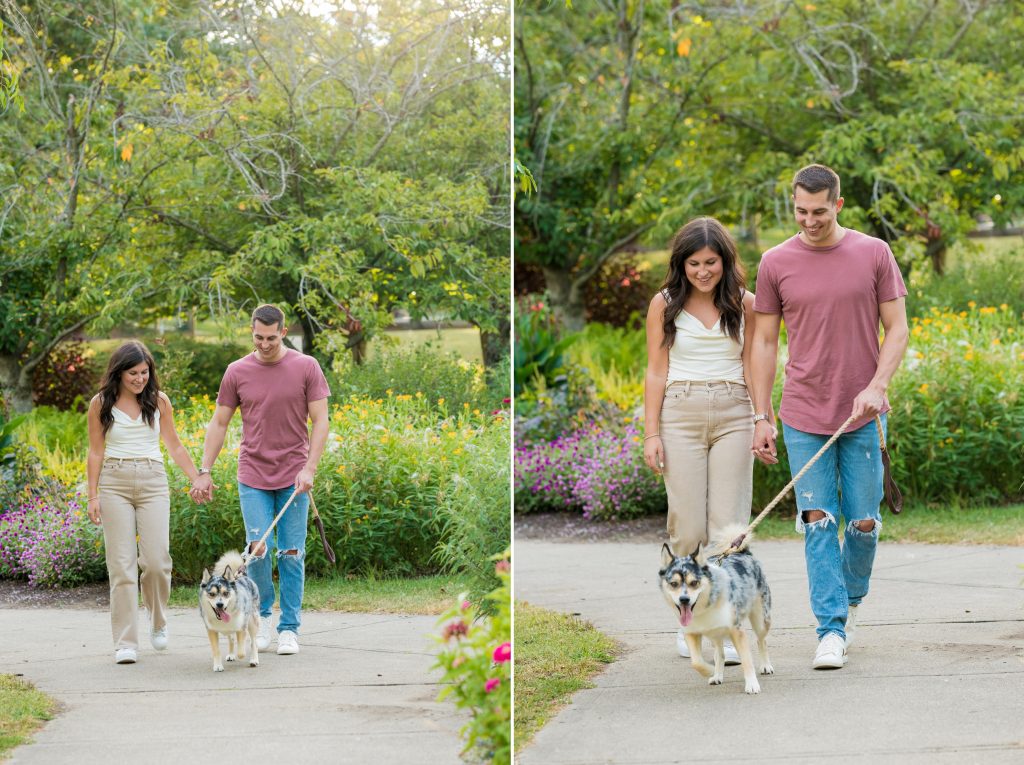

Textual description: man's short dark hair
[793,164,841,202]
[251,304,285,331]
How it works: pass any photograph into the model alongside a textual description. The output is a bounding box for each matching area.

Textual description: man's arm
[750,311,782,463]
[850,297,909,420]
[294,397,329,494]
[190,404,236,501]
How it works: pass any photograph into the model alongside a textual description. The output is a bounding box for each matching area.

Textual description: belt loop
[725,381,733,396]
[683,381,691,397]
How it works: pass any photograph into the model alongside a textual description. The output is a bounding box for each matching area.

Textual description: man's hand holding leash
[850,383,886,421]
[294,467,315,494]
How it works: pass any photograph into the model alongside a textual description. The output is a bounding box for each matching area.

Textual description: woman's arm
[157,393,201,484]
[644,293,670,474]
[86,396,106,524]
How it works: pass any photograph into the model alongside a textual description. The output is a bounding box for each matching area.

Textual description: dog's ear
[659,543,674,571]
[223,565,234,581]
[693,542,708,566]
[689,541,702,560]
[201,568,210,585]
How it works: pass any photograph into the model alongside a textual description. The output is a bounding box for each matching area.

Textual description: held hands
[190,473,216,504]
[87,497,102,525]
[751,420,779,465]
[643,436,665,475]
[850,384,886,421]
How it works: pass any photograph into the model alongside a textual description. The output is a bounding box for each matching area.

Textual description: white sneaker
[115,648,137,664]
[723,641,741,666]
[276,630,299,655]
[676,629,691,658]
[676,630,740,665]
[256,617,273,651]
[845,605,859,648]
[150,626,168,651]
[812,632,848,669]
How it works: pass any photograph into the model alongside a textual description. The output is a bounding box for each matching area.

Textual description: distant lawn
[170,573,467,615]
[740,503,1024,546]
[514,602,620,752]
[0,675,56,760]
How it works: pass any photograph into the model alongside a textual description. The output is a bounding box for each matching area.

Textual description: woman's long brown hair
[660,217,746,347]
[97,341,160,435]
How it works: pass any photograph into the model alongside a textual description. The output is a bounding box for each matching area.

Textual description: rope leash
[240,487,301,566]
[713,413,860,561]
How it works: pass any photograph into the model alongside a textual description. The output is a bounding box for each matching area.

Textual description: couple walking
[644,164,910,669]
[85,304,330,664]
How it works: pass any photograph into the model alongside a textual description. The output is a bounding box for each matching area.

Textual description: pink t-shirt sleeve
[754,255,782,314]
[305,360,331,402]
[216,365,241,409]
[876,243,907,303]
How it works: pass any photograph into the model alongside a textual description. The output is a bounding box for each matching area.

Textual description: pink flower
[620,278,631,287]
[492,642,511,663]
[485,677,500,693]
[461,600,471,611]
[494,559,510,574]
[442,619,469,640]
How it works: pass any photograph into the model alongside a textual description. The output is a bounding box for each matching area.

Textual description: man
[750,164,909,670]
[191,304,330,656]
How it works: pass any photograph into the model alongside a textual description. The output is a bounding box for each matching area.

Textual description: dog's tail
[707,523,753,557]
[214,550,245,577]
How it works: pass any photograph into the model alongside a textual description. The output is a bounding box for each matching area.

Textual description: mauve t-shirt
[754,229,907,435]
[216,349,331,490]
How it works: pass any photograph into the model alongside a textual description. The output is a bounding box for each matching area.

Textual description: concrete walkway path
[515,539,1024,764]
[1,608,465,764]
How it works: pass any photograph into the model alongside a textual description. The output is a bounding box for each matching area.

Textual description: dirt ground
[514,512,668,543]
[0,580,108,610]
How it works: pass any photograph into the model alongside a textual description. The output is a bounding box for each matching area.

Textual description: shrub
[513,297,577,396]
[326,343,489,413]
[32,339,97,412]
[149,335,249,401]
[18,406,89,487]
[434,552,511,764]
[568,323,646,412]
[584,253,658,329]
[905,244,1024,319]
[0,488,106,587]
[514,421,666,520]
[166,395,510,583]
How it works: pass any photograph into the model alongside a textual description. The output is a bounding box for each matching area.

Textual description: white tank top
[104,405,163,459]
[666,310,745,383]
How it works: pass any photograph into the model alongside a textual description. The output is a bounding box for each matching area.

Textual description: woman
[643,217,774,660]
[86,340,202,664]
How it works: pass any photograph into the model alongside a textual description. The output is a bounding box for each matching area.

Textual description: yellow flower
[918,383,929,394]
[915,352,924,359]
[980,306,996,315]
[965,351,974,361]
[1000,303,1009,311]
[437,398,445,405]
[911,325,923,337]
[991,338,1001,346]
[959,311,968,318]
[968,300,976,309]
[336,465,346,474]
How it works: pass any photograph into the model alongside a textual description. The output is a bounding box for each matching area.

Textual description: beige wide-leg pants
[98,458,172,651]
[660,381,755,556]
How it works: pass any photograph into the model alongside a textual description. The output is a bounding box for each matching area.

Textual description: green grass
[170,573,468,615]
[513,601,620,752]
[0,675,56,761]
[740,503,1024,545]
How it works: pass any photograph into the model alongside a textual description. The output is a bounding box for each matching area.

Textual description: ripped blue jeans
[238,482,309,634]
[782,416,885,641]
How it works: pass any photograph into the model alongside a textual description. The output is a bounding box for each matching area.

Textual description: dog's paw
[760,662,774,675]
[249,659,258,668]
[707,674,723,686]
[212,663,224,672]
[226,654,237,662]
[745,680,761,694]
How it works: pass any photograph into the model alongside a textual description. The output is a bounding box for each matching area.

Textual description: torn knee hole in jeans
[798,509,835,532]
[847,519,880,535]
[277,549,303,559]
[248,540,267,558]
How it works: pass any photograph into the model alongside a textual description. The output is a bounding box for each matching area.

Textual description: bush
[32,339,97,412]
[434,552,511,765]
[514,421,666,520]
[327,343,490,414]
[584,253,658,329]
[166,395,510,583]
[0,488,106,588]
[18,406,89,487]
[513,297,578,397]
[905,244,1024,319]
[149,335,249,401]
[568,323,646,412]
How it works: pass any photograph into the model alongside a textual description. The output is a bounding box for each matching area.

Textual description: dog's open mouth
[677,602,693,627]
[213,606,231,623]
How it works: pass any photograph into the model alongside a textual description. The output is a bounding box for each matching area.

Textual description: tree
[515,0,1024,328]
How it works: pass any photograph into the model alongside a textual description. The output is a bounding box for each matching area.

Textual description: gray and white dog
[658,524,774,694]
[199,551,260,672]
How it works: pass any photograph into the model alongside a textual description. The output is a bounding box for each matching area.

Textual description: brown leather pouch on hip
[876,415,904,514]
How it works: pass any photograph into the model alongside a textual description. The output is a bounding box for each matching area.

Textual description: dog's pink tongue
[679,603,692,627]
[217,610,231,623]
